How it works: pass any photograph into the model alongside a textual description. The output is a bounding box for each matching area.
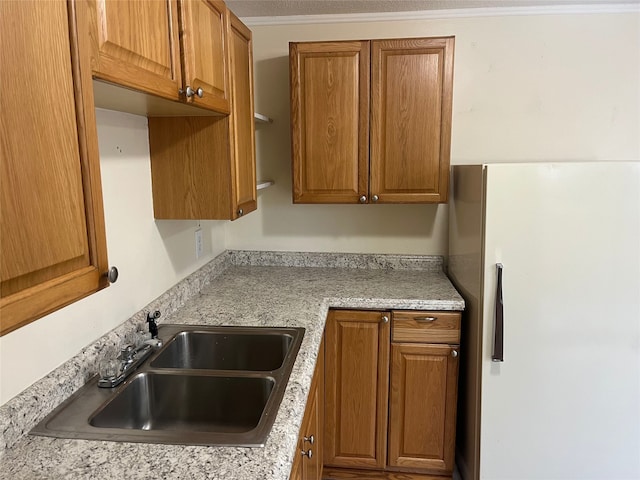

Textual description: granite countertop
[0,252,464,480]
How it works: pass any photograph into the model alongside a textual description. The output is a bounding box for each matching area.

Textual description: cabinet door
[291,337,324,480]
[228,12,257,220]
[88,0,182,101]
[0,0,108,334]
[370,37,454,203]
[302,338,324,480]
[388,343,459,473]
[290,41,370,204]
[180,0,230,113]
[325,310,389,469]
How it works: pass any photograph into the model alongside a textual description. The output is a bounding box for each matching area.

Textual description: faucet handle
[99,359,120,380]
[146,310,161,338]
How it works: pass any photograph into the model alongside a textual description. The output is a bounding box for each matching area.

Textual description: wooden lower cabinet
[324,310,390,470]
[388,343,459,474]
[291,338,324,480]
[323,309,461,479]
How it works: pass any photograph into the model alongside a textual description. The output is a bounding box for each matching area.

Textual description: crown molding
[240,3,639,26]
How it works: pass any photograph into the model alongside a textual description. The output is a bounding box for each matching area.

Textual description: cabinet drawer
[392,311,461,344]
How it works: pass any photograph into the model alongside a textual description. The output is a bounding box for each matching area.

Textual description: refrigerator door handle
[492,263,504,362]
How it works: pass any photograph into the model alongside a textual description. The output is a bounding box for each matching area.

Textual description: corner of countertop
[0,249,461,460]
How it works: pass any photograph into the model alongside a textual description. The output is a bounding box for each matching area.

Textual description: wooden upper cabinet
[0,0,109,335]
[88,0,230,114]
[290,41,370,203]
[370,37,454,203]
[148,13,256,220]
[180,0,230,113]
[324,310,389,470]
[88,0,182,100]
[388,343,459,474]
[290,37,454,204]
[228,11,257,218]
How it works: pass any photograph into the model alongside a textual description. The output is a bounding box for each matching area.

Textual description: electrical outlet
[195,228,203,259]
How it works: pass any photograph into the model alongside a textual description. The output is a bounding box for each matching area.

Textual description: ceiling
[225,0,639,17]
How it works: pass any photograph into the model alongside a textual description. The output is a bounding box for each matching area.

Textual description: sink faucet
[98,339,162,388]
[98,311,164,388]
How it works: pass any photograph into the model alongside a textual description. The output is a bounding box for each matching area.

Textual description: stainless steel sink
[90,373,274,432]
[151,330,294,371]
[31,325,304,446]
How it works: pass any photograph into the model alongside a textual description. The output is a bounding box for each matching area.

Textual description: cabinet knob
[381,315,389,323]
[359,195,367,203]
[301,448,313,459]
[106,266,118,283]
[237,208,244,217]
[182,86,204,98]
[182,86,195,98]
[372,194,379,202]
[451,349,459,358]
[303,435,314,445]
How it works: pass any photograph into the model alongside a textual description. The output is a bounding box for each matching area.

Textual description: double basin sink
[31,325,304,447]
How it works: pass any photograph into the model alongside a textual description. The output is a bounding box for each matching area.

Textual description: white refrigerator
[448,163,640,480]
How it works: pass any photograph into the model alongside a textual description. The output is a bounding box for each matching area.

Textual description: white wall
[226,10,640,253]
[0,110,227,405]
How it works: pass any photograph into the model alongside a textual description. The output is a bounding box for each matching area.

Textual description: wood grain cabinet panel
[370,37,454,203]
[291,338,324,480]
[324,310,389,470]
[388,343,459,474]
[290,41,370,203]
[88,0,182,100]
[148,12,256,220]
[392,311,461,344]
[228,11,257,217]
[88,0,230,114]
[0,0,109,334]
[180,0,230,112]
[290,37,453,204]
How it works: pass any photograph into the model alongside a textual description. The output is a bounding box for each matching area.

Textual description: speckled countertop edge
[0,251,464,479]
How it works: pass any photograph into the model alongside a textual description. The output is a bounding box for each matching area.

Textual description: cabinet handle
[451,349,459,358]
[372,194,379,202]
[414,316,437,322]
[237,208,244,217]
[106,266,119,283]
[493,263,504,362]
[301,448,313,459]
[303,434,314,445]
[381,315,389,323]
[195,87,204,98]
[359,195,367,203]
